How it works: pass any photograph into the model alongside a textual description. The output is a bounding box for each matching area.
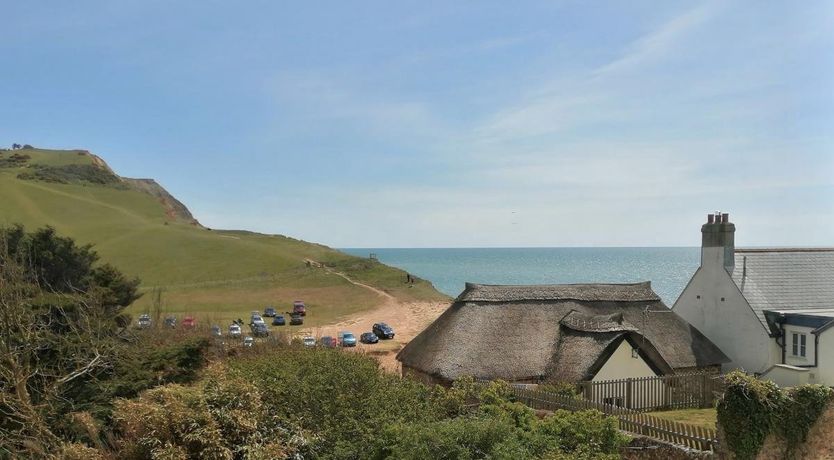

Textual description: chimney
[701,211,735,274]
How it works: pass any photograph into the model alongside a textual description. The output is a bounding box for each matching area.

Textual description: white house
[673,212,834,384]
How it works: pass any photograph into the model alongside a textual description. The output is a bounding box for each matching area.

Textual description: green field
[0,148,447,325]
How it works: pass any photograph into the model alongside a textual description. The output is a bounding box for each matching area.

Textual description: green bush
[227,348,442,458]
[717,371,833,459]
[112,368,299,460]
[17,163,122,185]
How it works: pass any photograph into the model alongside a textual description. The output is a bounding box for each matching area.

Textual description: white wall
[590,341,663,409]
[761,364,812,387]
[815,329,834,385]
[592,340,658,382]
[673,248,779,374]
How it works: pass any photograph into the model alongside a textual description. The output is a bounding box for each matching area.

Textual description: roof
[548,313,672,381]
[732,248,834,329]
[397,281,729,382]
[458,282,660,303]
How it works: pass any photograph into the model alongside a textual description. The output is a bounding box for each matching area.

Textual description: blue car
[272,315,285,326]
[360,332,379,344]
[339,331,357,347]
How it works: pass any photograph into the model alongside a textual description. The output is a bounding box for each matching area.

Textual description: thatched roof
[397,282,729,382]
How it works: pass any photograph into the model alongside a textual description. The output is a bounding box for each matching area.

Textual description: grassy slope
[0,148,447,326]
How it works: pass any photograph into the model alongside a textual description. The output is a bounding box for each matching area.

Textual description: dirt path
[304,261,449,373]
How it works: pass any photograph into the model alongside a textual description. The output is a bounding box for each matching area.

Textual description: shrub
[227,348,441,458]
[112,368,300,459]
[717,371,834,459]
[16,164,122,185]
[539,381,581,398]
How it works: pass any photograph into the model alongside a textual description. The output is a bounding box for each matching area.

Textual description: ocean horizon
[340,247,701,306]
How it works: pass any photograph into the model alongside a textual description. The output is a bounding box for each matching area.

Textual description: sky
[2,1,833,248]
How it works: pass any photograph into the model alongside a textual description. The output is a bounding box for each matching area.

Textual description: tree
[0,226,141,457]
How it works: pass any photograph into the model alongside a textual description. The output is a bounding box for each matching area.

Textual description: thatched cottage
[397,282,728,386]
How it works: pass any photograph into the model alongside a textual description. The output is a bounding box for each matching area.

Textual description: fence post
[625,378,632,409]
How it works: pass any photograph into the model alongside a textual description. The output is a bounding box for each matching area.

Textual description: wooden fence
[579,372,723,411]
[509,386,719,452]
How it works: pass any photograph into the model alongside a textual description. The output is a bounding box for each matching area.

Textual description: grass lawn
[1,149,448,322]
[647,408,717,430]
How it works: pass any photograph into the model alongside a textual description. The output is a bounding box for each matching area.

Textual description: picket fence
[578,372,724,411]
[508,385,719,452]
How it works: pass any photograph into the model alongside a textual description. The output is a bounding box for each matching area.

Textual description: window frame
[791,332,807,358]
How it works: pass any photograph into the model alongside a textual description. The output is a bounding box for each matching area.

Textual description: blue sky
[2,1,832,247]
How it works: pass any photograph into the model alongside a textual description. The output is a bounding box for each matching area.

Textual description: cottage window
[791,332,807,358]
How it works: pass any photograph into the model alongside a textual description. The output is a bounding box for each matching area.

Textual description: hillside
[0,147,447,325]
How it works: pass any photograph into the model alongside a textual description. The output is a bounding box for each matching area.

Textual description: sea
[340,247,701,306]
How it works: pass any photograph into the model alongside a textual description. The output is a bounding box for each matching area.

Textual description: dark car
[289,313,304,325]
[272,315,286,326]
[211,325,222,337]
[293,300,306,316]
[251,323,269,338]
[264,306,277,317]
[164,316,177,328]
[372,322,395,339]
[320,336,337,348]
[360,332,379,344]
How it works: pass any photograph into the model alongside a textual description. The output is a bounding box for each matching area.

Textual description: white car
[243,336,255,347]
[250,314,265,326]
[302,336,316,347]
[229,324,242,337]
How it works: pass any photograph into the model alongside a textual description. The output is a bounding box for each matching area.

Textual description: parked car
[320,336,337,348]
[182,315,196,329]
[164,316,177,328]
[229,324,242,337]
[272,315,286,326]
[264,306,277,317]
[243,336,254,347]
[372,322,395,339]
[293,300,306,316]
[289,313,303,325]
[340,331,357,347]
[360,332,379,344]
[302,336,317,347]
[137,313,151,329]
[211,325,222,337]
[250,314,265,327]
[251,323,269,337]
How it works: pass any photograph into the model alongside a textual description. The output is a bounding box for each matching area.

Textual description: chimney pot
[707,214,715,224]
[722,213,729,223]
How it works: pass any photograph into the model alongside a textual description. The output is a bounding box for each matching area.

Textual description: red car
[182,315,196,328]
[293,300,306,316]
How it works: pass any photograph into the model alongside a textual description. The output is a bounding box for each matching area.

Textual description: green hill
[0,147,447,325]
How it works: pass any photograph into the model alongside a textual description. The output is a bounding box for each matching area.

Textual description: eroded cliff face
[121,177,201,226]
